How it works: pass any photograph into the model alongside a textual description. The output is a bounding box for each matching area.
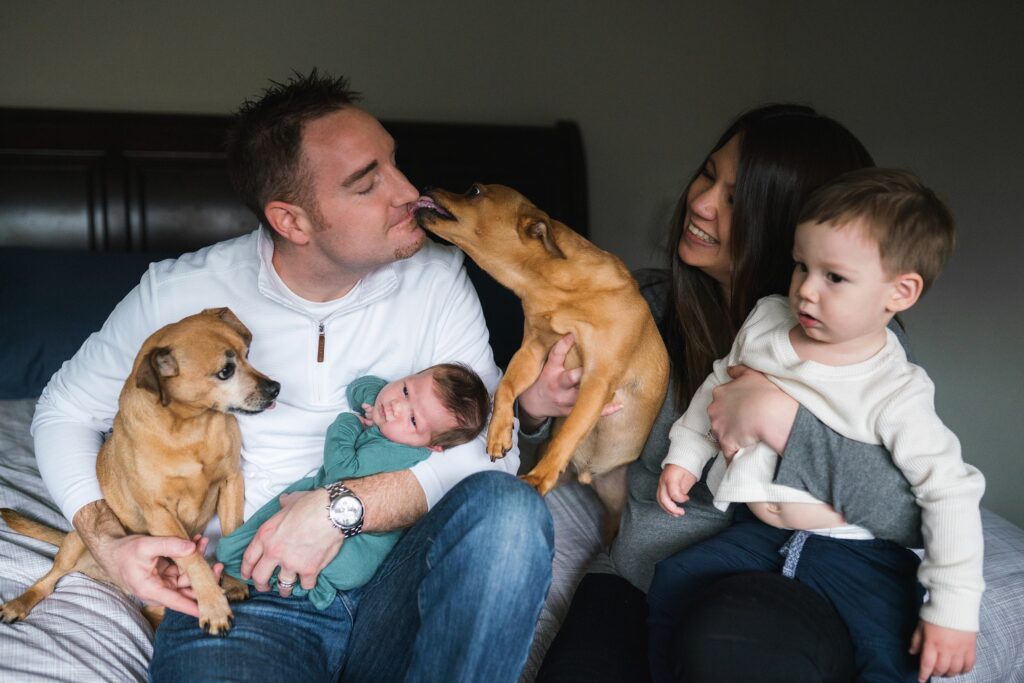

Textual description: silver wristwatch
[324,481,364,538]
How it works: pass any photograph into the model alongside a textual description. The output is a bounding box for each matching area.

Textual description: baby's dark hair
[425,363,491,449]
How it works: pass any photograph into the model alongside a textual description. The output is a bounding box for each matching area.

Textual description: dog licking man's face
[136,308,280,414]
[414,184,565,275]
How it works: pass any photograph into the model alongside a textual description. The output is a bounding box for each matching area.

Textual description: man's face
[365,372,458,450]
[299,108,423,280]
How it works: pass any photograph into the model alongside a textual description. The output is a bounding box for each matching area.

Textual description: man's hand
[240,489,344,596]
[909,620,976,682]
[163,536,225,602]
[74,499,213,618]
[708,365,799,456]
[657,464,699,517]
[517,334,622,432]
[103,535,217,617]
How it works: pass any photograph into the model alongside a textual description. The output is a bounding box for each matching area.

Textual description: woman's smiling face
[677,133,741,296]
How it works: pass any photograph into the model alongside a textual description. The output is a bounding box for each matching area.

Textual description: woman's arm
[778,406,922,548]
[708,366,922,548]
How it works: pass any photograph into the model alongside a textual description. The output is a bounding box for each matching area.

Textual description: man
[33,71,554,681]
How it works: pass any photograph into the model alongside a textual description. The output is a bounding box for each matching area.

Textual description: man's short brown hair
[425,363,491,449]
[225,69,361,231]
[798,168,956,293]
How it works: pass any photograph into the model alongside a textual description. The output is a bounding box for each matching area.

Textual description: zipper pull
[317,322,326,363]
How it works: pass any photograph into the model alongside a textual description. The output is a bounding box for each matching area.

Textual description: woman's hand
[657,464,699,517]
[708,365,799,456]
[240,489,344,596]
[516,334,622,432]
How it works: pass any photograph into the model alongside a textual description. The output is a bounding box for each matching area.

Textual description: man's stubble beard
[393,230,427,261]
[308,198,425,265]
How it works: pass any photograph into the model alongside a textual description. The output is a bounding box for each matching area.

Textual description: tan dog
[417,184,669,541]
[1,307,279,635]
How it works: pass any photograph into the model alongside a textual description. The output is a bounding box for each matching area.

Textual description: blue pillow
[0,248,174,399]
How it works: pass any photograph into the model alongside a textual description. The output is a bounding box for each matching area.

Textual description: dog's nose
[261,378,281,399]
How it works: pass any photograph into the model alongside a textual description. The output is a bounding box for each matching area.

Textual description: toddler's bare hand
[909,619,976,682]
[657,464,698,517]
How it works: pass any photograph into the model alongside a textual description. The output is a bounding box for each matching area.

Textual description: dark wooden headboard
[0,107,589,393]
[0,107,588,252]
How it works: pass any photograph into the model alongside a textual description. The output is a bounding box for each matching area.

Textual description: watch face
[331,494,363,527]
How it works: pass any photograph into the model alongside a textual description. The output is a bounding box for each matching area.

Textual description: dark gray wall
[2,0,1021,526]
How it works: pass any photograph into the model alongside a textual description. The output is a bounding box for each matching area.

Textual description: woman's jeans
[150,471,554,682]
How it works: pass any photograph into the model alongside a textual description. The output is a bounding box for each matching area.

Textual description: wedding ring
[705,427,720,447]
[278,577,296,589]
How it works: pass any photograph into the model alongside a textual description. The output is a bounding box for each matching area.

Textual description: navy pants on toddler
[647,507,924,683]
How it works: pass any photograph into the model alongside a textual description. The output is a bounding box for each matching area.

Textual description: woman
[519,104,922,681]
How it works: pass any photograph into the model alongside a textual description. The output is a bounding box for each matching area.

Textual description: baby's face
[366,372,458,450]
[789,219,902,355]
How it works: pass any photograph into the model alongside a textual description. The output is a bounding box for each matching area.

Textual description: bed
[1,107,1022,682]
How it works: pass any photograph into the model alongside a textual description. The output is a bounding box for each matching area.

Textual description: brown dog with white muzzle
[416,184,669,542]
[1,307,280,635]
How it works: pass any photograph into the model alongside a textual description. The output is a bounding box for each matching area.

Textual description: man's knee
[454,471,555,561]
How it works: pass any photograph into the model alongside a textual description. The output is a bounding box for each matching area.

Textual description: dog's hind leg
[591,465,629,546]
[1,530,87,623]
[522,374,613,495]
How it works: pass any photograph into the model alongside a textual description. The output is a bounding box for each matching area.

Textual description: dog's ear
[520,212,566,259]
[202,307,253,347]
[136,346,179,406]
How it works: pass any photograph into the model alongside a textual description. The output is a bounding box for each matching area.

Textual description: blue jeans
[150,471,555,682]
[647,508,924,683]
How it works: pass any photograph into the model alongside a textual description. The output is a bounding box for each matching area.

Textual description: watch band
[325,481,364,538]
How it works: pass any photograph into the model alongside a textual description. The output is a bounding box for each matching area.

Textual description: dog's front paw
[198,596,234,636]
[486,419,514,461]
[221,574,249,602]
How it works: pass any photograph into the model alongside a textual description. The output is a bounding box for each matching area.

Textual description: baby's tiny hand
[909,619,976,682]
[353,403,376,427]
[657,464,699,517]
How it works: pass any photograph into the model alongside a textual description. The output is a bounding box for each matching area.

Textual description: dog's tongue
[413,197,439,211]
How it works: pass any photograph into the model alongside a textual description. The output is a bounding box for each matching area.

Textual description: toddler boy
[650,169,985,682]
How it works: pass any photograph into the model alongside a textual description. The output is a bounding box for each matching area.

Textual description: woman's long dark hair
[664,105,874,410]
